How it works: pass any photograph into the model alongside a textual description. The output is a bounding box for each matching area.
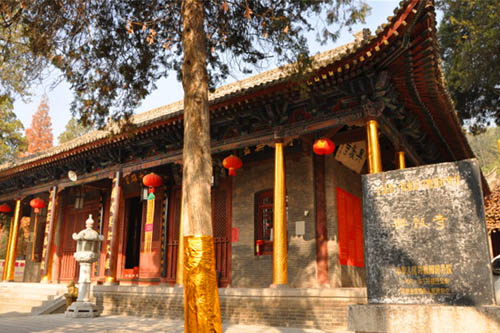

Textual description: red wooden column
[313,153,330,286]
[51,188,66,283]
[41,186,58,283]
[105,171,122,284]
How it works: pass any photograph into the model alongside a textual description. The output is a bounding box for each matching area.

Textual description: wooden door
[59,202,100,282]
[336,188,364,267]
[211,178,232,287]
[165,178,232,287]
[166,187,181,284]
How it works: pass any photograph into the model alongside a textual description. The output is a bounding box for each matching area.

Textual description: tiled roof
[486,183,500,232]
[0,35,370,172]
[1,0,446,175]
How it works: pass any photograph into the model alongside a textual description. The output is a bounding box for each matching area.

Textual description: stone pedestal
[64,215,103,318]
[65,301,100,318]
[348,304,500,333]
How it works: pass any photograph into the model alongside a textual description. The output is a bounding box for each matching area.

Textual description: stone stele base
[65,301,100,318]
[348,304,500,333]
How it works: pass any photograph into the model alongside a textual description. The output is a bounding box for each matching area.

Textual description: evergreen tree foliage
[25,95,53,154]
[437,0,500,130]
[466,126,500,174]
[0,0,369,127]
[0,94,26,163]
[58,117,92,144]
[1,1,369,327]
[0,2,49,100]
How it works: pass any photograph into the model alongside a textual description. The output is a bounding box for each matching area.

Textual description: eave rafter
[0,0,474,197]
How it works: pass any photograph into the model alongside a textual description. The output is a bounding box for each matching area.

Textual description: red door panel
[337,188,364,267]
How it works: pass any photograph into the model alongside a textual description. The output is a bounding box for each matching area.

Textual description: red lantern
[30,198,46,214]
[223,155,243,176]
[142,172,163,193]
[0,204,11,213]
[313,138,335,155]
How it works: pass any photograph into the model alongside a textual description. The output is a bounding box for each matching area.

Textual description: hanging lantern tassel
[142,173,163,253]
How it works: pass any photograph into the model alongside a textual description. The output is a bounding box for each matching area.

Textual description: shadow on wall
[231,240,360,289]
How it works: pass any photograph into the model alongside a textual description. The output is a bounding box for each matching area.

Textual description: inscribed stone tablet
[362,159,495,305]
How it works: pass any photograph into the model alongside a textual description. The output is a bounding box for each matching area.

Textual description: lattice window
[254,189,274,255]
[212,189,227,238]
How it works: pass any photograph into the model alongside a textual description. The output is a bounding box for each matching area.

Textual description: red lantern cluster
[142,172,163,193]
[30,198,46,214]
[313,138,335,155]
[0,203,11,213]
[223,155,243,176]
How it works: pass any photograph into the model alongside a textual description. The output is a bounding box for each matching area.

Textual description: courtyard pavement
[0,314,349,333]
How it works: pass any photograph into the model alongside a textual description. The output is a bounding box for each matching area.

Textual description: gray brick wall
[231,149,365,288]
[231,151,316,288]
[94,286,366,331]
[325,154,366,287]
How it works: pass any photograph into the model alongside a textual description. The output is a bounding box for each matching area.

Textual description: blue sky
[14,1,429,144]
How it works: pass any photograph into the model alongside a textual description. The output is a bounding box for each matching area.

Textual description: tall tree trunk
[181,0,222,331]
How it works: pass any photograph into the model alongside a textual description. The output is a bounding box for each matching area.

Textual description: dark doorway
[125,197,143,269]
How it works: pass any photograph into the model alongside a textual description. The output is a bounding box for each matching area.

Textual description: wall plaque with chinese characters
[362,159,495,305]
[335,140,367,174]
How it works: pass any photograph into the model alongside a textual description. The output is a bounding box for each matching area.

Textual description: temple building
[0,0,492,329]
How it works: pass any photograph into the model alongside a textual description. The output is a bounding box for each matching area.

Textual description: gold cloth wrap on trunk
[183,235,222,333]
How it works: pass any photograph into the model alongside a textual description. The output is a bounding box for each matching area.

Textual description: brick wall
[231,151,316,288]
[231,149,366,288]
[325,154,366,287]
[94,285,366,331]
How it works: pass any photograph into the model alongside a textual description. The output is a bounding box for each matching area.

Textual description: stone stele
[361,159,495,305]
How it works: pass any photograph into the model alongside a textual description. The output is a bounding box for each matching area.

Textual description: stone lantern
[65,214,104,318]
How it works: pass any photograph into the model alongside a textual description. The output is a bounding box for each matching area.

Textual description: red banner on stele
[336,187,364,267]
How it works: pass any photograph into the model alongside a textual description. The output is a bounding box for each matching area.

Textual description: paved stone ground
[0,314,350,332]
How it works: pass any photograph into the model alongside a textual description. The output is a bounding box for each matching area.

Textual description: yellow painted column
[176,192,185,286]
[396,151,406,169]
[2,215,15,281]
[272,142,288,286]
[366,120,383,174]
[4,200,21,281]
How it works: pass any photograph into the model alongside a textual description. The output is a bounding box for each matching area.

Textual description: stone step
[0,294,61,301]
[0,293,65,301]
[0,288,66,295]
[0,299,48,307]
[0,283,68,315]
[0,283,66,290]
[0,303,40,314]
